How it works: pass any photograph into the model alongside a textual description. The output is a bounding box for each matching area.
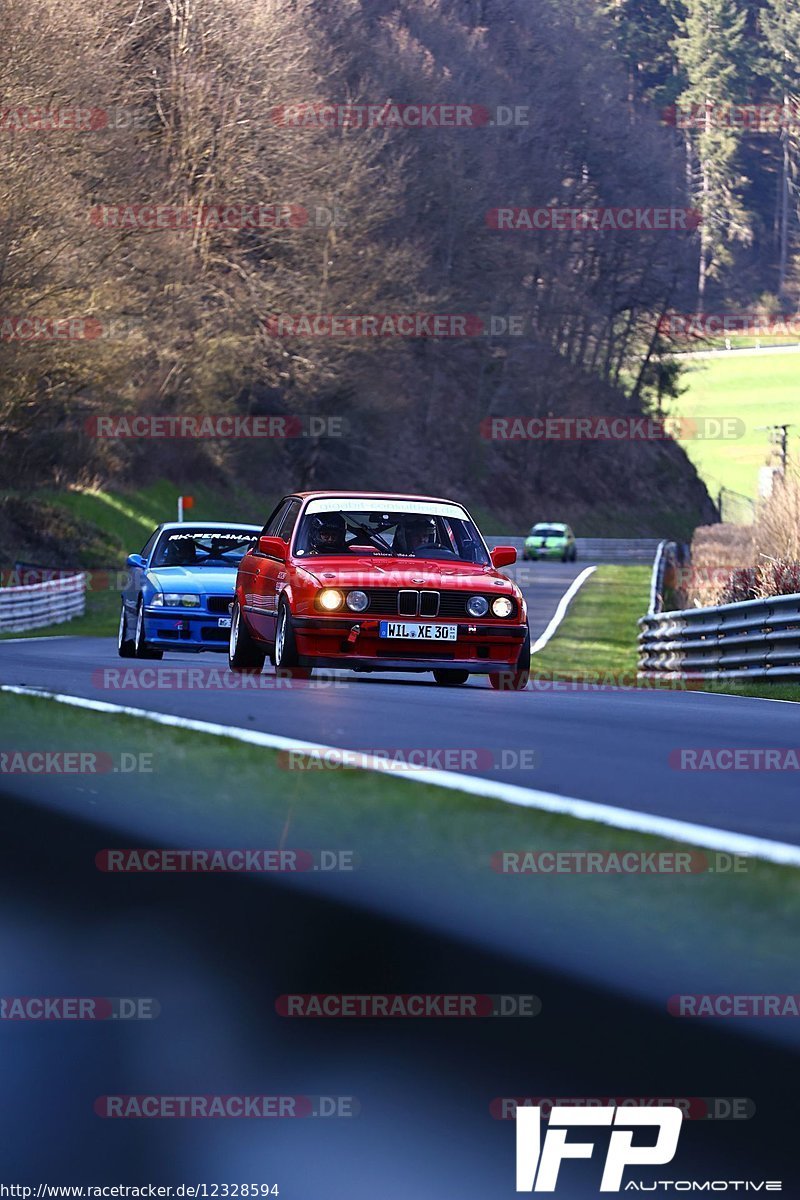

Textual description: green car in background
[523,522,577,562]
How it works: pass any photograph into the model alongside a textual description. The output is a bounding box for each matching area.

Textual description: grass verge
[531,565,648,683]
[530,564,800,701]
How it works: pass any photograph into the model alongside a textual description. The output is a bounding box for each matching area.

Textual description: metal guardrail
[0,574,87,633]
[577,538,662,563]
[487,537,662,563]
[638,592,800,681]
[648,540,668,614]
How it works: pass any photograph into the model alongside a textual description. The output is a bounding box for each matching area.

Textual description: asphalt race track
[1,561,798,847]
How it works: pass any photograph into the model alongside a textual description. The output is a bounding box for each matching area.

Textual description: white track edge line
[0,636,71,644]
[3,683,800,868]
[531,566,597,653]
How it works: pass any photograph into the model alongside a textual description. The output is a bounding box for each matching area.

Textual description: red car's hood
[296,555,518,592]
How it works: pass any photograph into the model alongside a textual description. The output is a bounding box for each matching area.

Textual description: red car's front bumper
[291,615,528,673]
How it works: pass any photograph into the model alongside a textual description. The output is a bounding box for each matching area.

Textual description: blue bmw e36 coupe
[118,521,261,658]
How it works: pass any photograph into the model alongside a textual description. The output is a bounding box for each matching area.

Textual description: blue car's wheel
[117,602,136,658]
[134,598,163,660]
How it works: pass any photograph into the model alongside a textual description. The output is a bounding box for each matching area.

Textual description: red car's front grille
[363,589,403,613]
[360,589,516,619]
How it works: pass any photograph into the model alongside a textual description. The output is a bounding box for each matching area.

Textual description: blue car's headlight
[151,593,200,608]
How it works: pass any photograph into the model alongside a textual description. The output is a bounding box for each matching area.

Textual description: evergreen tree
[672,0,751,302]
[760,0,800,299]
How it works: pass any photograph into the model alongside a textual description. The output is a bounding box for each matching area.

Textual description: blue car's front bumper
[143,602,232,652]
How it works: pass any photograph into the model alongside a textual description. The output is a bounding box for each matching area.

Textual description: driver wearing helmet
[402,516,437,554]
[308,512,348,554]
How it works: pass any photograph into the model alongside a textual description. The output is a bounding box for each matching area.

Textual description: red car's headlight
[346,590,369,612]
[492,596,514,618]
[318,588,344,611]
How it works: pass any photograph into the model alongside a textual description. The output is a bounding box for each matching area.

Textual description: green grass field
[666,351,800,499]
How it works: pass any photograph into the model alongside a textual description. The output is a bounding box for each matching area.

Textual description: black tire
[228,600,266,672]
[134,598,163,660]
[562,550,568,562]
[274,599,313,680]
[117,602,136,658]
[433,669,470,687]
[570,547,577,562]
[488,626,531,692]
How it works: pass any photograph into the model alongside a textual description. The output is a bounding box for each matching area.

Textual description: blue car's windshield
[151,528,257,568]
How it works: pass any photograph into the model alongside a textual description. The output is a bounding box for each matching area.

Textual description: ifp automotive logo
[515,1104,682,1192]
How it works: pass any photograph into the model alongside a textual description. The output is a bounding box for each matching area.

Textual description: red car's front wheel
[228,601,266,673]
[433,669,469,687]
[488,626,531,692]
[274,599,313,680]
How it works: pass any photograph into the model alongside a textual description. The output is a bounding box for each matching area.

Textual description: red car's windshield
[294,506,490,566]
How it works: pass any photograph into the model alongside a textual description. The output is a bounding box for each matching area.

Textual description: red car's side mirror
[491,545,517,569]
[258,535,288,561]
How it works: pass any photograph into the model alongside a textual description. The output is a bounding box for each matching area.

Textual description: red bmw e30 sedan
[228,491,530,689]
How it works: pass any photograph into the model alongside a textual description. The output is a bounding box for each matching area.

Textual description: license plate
[217,616,232,628]
[379,621,457,641]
